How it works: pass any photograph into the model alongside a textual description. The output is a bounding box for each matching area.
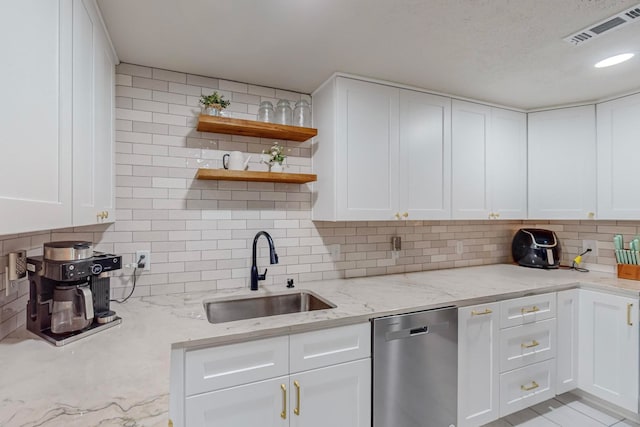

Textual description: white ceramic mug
[223,151,250,171]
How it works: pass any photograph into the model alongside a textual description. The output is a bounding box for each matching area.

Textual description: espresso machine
[27,241,122,346]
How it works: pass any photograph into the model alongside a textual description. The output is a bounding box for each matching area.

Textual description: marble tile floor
[483,394,640,427]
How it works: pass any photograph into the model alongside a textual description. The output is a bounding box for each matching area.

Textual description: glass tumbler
[256,101,275,123]
[293,100,312,127]
[275,99,293,125]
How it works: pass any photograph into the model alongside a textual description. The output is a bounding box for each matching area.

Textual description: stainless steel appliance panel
[373,306,458,427]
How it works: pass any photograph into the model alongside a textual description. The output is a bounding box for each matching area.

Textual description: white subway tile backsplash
[116,86,153,100]
[152,68,187,84]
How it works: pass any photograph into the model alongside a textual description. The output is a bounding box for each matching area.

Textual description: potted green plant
[200,92,231,116]
[261,142,287,172]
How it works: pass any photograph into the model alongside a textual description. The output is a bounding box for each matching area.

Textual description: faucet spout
[251,231,279,291]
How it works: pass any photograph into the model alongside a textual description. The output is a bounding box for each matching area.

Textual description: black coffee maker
[27,241,122,346]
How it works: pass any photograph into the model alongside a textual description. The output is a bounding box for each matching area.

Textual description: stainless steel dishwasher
[373,306,458,427]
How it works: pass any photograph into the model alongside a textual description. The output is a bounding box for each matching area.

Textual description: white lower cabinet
[170,323,371,427]
[578,289,639,413]
[458,302,500,427]
[556,289,579,394]
[289,359,370,427]
[186,376,289,427]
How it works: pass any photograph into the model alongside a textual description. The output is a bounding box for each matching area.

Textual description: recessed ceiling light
[594,53,635,68]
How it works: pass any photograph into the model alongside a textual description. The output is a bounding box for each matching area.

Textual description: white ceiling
[97,0,640,110]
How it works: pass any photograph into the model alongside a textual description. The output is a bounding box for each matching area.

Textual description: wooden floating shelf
[196,115,317,142]
[196,169,317,184]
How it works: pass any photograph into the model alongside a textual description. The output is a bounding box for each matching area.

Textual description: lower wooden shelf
[196,168,317,184]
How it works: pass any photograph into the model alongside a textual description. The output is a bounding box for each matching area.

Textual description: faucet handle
[258,268,268,281]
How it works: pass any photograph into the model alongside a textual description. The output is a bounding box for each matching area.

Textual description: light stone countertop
[2,264,640,426]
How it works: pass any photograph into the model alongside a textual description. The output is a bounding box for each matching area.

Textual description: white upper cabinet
[335,77,400,220]
[312,76,450,221]
[399,89,451,219]
[488,107,527,219]
[72,0,116,226]
[451,101,526,219]
[597,93,640,219]
[528,105,596,219]
[452,101,491,219]
[0,0,116,236]
[0,0,73,235]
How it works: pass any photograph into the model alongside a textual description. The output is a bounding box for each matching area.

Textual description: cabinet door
[0,0,72,235]
[290,359,371,427]
[458,302,500,427]
[185,376,289,427]
[72,0,116,226]
[556,289,578,394]
[336,77,399,220]
[488,108,527,219]
[528,106,596,219]
[452,100,491,219]
[578,289,638,413]
[597,93,640,219]
[399,90,451,219]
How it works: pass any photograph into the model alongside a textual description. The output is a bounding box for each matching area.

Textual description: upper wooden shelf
[196,169,317,184]
[196,115,318,142]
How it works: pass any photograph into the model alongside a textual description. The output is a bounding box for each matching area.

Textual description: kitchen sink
[203,290,336,324]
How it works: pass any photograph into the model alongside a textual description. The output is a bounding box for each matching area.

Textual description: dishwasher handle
[384,320,450,341]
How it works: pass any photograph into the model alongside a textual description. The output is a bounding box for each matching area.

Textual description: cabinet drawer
[290,323,371,373]
[499,359,556,417]
[500,318,556,372]
[500,293,555,328]
[185,336,289,396]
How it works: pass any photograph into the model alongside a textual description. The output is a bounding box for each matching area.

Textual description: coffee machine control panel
[29,254,122,282]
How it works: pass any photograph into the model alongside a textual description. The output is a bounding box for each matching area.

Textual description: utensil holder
[617,264,640,281]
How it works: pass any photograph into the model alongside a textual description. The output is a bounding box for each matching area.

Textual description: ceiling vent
[564,3,640,46]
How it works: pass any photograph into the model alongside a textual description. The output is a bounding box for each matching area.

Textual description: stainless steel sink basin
[203,291,336,324]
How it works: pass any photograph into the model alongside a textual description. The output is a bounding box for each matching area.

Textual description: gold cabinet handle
[471,308,493,316]
[588,212,595,219]
[402,212,408,218]
[495,213,500,218]
[521,381,539,391]
[521,340,540,349]
[280,384,287,419]
[394,212,401,220]
[521,305,540,314]
[293,380,301,416]
[628,303,633,326]
[104,211,109,219]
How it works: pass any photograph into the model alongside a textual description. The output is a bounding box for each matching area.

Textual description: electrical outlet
[135,250,151,271]
[582,240,598,257]
[456,241,464,255]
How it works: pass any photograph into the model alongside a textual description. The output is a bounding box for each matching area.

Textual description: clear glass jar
[256,101,275,123]
[275,99,293,125]
[293,100,312,127]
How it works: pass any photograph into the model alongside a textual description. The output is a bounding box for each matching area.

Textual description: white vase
[270,163,283,173]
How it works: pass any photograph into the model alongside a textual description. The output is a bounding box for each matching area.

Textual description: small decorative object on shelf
[262,142,287,172]
[200,92,231,116]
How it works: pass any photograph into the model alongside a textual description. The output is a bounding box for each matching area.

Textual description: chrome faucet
[251,231,279,291]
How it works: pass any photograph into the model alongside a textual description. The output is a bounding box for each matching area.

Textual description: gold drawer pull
[628,303,633,326]
[521,381,539,391]
[471,308,493,316]
[280,384,287,419]
[294,380,301,416]
[521,305,540,314]
[521,340,540,349]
